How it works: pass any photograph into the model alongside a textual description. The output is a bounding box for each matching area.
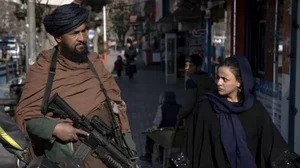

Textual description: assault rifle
[87,59,134,157]
[46,93,137,168]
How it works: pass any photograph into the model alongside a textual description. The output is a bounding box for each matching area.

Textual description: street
[107,50,185,167]
[1,0,299,165]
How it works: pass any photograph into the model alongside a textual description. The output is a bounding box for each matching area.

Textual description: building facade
[141,0,300,153]
[224,0,299,153]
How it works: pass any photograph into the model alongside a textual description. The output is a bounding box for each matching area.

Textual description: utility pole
[103,5,107,64]
[26,0,37,70]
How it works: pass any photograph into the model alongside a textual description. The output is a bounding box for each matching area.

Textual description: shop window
[257,21,266,74]
[247,0,267,77]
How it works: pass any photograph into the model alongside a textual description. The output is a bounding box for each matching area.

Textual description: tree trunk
[121,35,126,48]
[117,33,125,48]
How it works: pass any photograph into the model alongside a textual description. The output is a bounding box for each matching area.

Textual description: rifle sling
[41,48,58,114]
[87,60,121,140]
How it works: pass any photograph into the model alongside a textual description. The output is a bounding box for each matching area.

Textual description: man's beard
[60,42,89,64]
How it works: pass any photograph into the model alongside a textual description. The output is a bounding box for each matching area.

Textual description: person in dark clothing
[113,55,124,77]
[1,47,12,62]
[140,91,181,164]
[2,47,8,59]
[176,52,186,78]
[152,36,159,50]
[124,41,137,79]
[190,56,300,168]
[177,54,216,158]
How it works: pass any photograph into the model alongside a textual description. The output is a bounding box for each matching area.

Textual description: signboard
[255,78,289,141]
[255,78,282,128]
[189,46,205,55]
[6,0,22,5]
[189,29,206,58]
[190,39,204,46]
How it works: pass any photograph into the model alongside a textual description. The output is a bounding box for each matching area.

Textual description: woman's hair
[219,57,241,83]
[186,54,203,67]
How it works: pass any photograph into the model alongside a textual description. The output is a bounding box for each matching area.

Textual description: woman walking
[190,55,299,167]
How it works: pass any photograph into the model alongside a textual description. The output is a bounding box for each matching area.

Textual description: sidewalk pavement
[106,50,186,167]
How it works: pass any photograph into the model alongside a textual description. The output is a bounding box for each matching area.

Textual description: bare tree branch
[0,2,26,34]
[107,0,134,46]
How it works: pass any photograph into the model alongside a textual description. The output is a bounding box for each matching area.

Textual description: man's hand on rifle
[53,122,89,142]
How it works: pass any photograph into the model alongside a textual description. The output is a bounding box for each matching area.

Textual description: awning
[4,0,74,6]
[171,0,226,22]
[5,0,22,5]
[37,0,73,6]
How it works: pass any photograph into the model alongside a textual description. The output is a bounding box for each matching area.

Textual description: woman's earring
[238,87,241,93]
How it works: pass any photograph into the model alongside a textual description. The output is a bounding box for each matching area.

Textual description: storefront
[143,0,229,83]
[242,0,300,152]
[291,0,300,154]
[245,0,289,142]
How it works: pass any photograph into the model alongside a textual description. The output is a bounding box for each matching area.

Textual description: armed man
[15,2,136,168]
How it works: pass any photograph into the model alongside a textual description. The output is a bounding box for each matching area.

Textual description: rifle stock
[47,93,137,168]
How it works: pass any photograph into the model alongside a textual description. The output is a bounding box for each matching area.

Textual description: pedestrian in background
[124,40,137,79]
[140,91,181,165]
[177,54,216,160]
[113,55,125,77]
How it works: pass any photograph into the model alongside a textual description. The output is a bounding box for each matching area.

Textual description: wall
[281,0,292,147]
[244,0,290,143]
[293,0,300,153]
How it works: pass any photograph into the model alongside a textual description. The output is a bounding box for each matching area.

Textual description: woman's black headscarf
[43,3,89,35]
[203,55,256,168]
